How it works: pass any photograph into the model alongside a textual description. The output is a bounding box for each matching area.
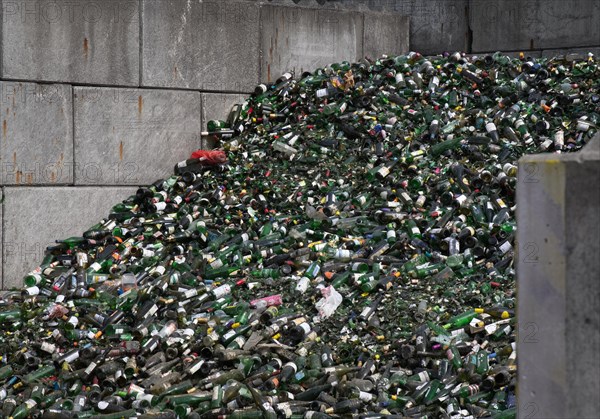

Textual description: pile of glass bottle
[0,51,598,419]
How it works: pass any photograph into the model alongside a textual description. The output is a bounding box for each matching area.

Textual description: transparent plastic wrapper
[315,286,343,319]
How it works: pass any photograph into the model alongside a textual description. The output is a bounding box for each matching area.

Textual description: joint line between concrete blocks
[139,0,143,87]
[0,77,252,95]
[71,85,77,186]
[258,4,263,84]
[360,12,366,61]
[0,5,3,79]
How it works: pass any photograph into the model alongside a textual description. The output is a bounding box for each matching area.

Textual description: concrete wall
[517,135,600,418]
[0,0,409,289]
[258,0,600,56]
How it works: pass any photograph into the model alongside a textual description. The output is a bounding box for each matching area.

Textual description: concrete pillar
[517,134,600,418]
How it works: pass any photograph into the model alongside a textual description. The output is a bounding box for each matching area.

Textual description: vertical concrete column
[517,135,600,418]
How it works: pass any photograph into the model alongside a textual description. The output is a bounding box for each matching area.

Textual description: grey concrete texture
[517,135,600,418]
[201,93,247,149]
[260,6,363,82]
[141,0,260,92]
[470,0,600,53]
[250,0,468,55]
[73,87,201,185]
[260,5,363,82]
[1,0,140,85]
[396,0,468,55]
[0,81,73,185]
[363,12,410,60]
[260,5,410,82]
[1,186,135,289]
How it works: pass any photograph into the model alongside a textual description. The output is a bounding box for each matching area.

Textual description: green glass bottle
[8,399,37,419]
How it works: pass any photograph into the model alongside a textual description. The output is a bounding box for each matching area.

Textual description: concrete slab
[2,0,139,85]
[470,0,600,53]
[73,87,201,185]
[363,12,410,59]
[260,5,363,83]
[0,82,73,185]
[397,0,468,55]
[2,186,135,289]
[141,0,259,92]
[251,0,467,55]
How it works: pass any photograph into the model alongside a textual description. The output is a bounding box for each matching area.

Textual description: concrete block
[201,93,247,149]
[250,0,467,54]
[517,135,600,418]
[73,87,201,185]
[2,186,135,289]
[260,5,363,83]
[395,0,468,55]
[2,0,139,85]
[363,12,409,59]
[141,0,259,92]
[470,0,600,53]
[0,82,73,185]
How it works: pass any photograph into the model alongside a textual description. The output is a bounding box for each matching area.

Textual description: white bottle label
[189,360,205,375]
[295,277,309,293]
[212,284,231,298]
[84,361,97,375]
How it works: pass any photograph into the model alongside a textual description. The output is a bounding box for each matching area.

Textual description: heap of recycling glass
[1,51,598,419]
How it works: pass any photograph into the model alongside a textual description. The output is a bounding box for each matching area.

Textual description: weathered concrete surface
[260,5,363,83]
[141,0,259,92]
[201,93,246,149]
[470,0,600,53]
[0,82,73,185]
[2,186,135,289]
[395,0,467,55]
[73,87,201,185]
[251,0,467,55]
[1,0,139,85]
[363,12,410,59]
[517,135,600,418]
